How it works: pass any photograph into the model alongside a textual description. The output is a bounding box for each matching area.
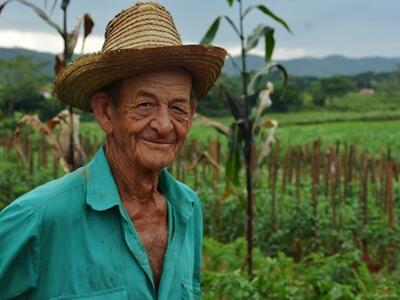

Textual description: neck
[104,136,161,204]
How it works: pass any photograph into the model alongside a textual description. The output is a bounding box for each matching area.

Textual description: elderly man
[0,2,226,299]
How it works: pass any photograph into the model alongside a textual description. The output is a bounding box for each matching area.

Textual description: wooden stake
[311,140,320,248]
[271,145,280,230]
[385,159,394,272]
[359,151,369,262]
[295,147,302,207]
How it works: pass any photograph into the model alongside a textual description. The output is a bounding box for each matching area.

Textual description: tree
[270,84,304,112]
[200,0,291,277]
[0,56,49,116]
[311,76,354,106]
[198,74,242,116]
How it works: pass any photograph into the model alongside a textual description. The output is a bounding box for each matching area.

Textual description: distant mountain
[224,54,400,77]
[1,47,399,78]
[0,47,55,76]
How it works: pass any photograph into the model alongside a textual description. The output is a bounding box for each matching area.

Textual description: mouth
[138,138,175,148]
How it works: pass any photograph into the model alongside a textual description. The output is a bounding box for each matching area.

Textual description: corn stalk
[13,110,84,172]
[0,0,94,170]
[200,0,291,277]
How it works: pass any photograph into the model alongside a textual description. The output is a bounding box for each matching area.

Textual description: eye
[171,104,189,115]
[172,106,185,113]
[138,102,153,108]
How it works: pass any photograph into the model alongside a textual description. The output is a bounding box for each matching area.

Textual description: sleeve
[192,195,203,298]
[0,201,40,299]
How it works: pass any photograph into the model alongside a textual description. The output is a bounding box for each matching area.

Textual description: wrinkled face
[109,68,194,171]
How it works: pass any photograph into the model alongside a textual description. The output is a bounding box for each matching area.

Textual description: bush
[270,84,304,112]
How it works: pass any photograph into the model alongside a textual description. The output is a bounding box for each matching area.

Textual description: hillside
[224,54,400,77]
[1,47,399,78]
[0,47,55,76]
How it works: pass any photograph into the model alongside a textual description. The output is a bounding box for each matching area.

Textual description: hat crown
[102,2,182,51]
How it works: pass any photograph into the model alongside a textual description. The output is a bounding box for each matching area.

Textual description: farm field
[190,117,400,152]
[1,112,400,299]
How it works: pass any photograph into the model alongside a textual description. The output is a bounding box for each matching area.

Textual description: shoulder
[173,180,203,226]
[2,166,88,224]
[177,181,202,208]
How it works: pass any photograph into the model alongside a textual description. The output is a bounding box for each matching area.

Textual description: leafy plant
[200,0,291,277]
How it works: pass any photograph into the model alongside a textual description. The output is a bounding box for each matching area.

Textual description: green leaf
[223,15,240,38]
[226,0,234,7]
[225,123,242,185]
[244,5,292,33]
[248,63,288,98]
[200,16,221,45]
[245,24,273,54]
[248,68,265,95]
[270,64,288,87]
[61,0,69,10]
[264,28,275,63]
[245,24,264,52]
[221,86,242,121]
[0,1,12,15]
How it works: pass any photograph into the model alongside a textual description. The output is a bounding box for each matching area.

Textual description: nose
[149,106,174,136]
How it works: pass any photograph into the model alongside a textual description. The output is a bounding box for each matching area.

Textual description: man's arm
[0,201,40,299]
[192,196,203,297]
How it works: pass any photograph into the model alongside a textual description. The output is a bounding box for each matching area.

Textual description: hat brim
[54,45,227,112]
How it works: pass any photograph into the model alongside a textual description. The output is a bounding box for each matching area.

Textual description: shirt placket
[157,207,190,300]
[118,205,157,298]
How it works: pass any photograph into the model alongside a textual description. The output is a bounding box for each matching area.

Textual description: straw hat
[54,1,227,112]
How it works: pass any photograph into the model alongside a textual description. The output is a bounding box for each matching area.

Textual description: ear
[91,92,115,135]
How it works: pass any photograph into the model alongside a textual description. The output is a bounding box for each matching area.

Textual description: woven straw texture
[54,2,227,112]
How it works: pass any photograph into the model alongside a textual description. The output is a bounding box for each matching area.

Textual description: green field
[1,109,400,299]
[189,114,400,153]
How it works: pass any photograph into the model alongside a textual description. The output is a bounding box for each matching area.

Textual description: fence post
[359,151,369,263]
[386,159,395,271]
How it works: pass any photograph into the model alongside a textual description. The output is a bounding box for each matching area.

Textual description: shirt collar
[85,146,121,211]
[158,168,195,221]
[85,147,194,220]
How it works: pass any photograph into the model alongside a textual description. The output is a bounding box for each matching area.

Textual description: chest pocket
[50,287,128,300]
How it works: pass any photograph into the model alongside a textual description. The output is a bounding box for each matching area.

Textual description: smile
[138,138,175,148]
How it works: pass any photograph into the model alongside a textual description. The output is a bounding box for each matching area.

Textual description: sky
[0,0,399,60]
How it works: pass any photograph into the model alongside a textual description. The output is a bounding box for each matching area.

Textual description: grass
[332,91,400,111]
[268,110,400,125]
[276,120,400,153]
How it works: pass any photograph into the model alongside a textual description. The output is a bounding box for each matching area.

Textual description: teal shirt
[0,148,203,300]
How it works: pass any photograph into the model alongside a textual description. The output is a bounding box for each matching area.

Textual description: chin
[140,156,175,171]
[131,142,178,171]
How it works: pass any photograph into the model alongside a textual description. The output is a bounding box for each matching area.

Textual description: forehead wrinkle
[136,90,158,99]
[134,86,190,102]
[139,78,191,88]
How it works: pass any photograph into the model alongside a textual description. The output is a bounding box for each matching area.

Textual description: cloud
[273,48,308,60]
[0,30,308,60]
[0,29,104,54]
[185,40,308,60]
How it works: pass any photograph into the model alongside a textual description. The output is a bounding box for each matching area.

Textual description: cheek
[173,119,191,145]
[114,119,146,150]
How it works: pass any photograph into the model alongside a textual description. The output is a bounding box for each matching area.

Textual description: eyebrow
[136,90,158,100]
[170,98,190,104]
[136,89,189,103]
